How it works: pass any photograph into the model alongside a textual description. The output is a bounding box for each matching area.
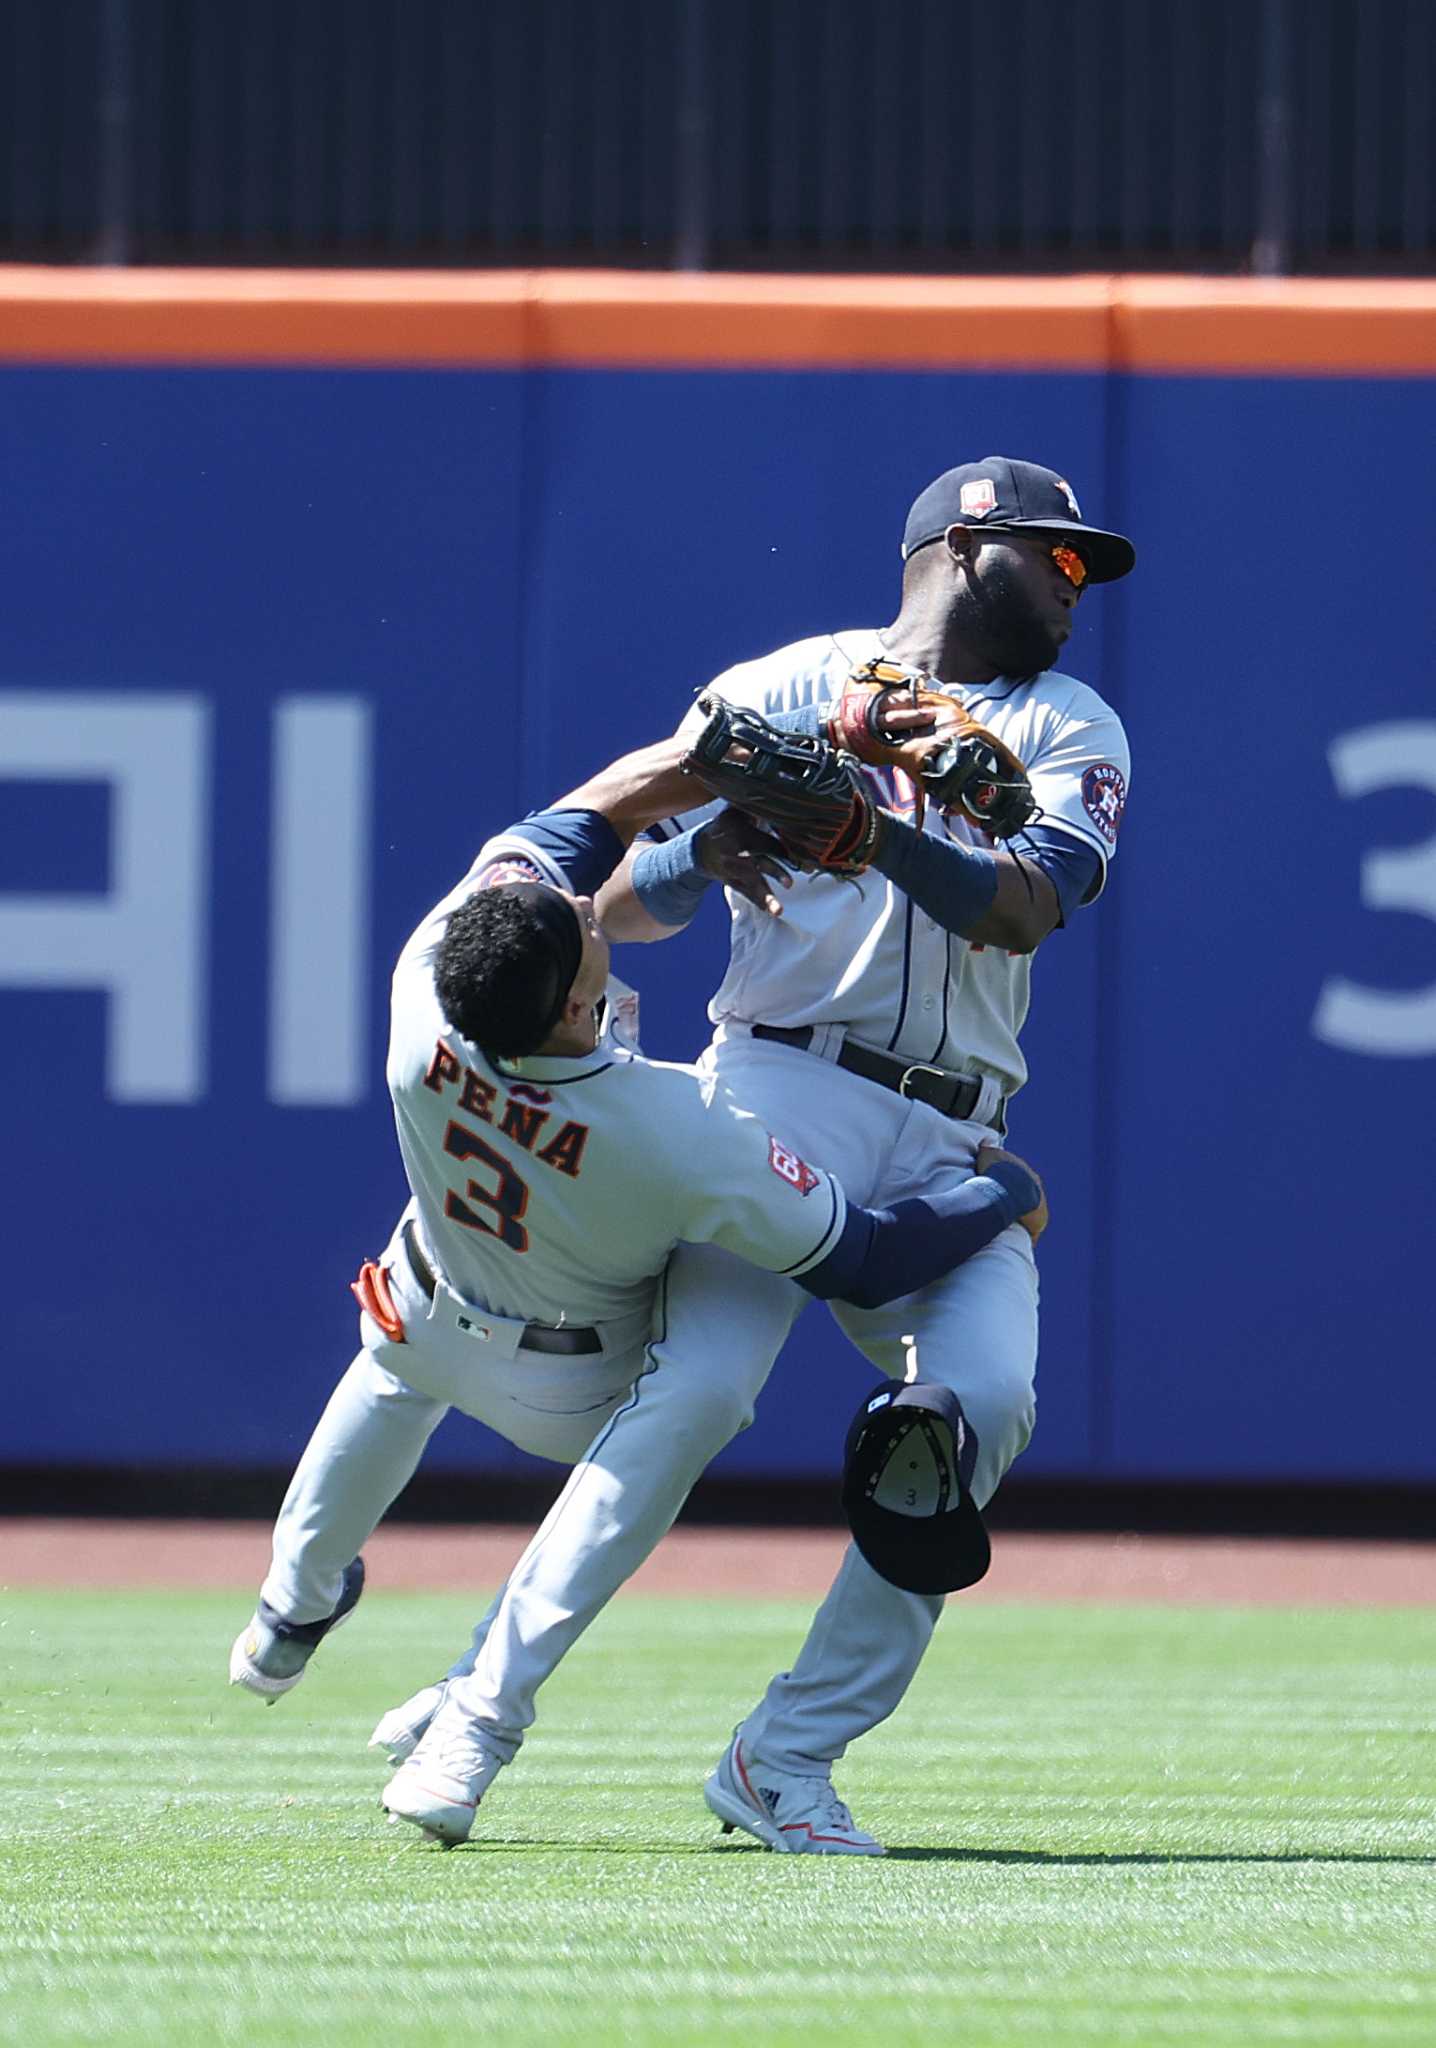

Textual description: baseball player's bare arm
[550,734,708,846]
[594,843,677,939]
[940,845,1061,953]
[597,815,1073,951]
[596,818,791,939]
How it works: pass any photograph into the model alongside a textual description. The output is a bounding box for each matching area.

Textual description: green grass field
[3,1587,1434,2046]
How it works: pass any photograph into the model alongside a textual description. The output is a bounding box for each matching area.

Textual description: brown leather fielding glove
[826,658,1037,839]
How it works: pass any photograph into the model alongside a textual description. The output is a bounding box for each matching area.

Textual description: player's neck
[878,605,1000,688]
[538,1014,600,1058]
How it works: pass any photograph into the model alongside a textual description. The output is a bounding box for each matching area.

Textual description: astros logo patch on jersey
[768,1136,821,1196]
[1081,762,1126,845]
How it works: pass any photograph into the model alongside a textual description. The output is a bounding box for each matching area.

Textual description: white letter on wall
[0,693,209,1101]
[1312,721,1436,1057]
[268,697,371,1105]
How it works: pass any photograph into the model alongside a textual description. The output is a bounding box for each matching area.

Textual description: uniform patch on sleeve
[768,1135,821,1196]
[478,857,546,888]
[1081,763,1127,846]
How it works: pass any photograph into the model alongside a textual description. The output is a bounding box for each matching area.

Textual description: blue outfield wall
[3,361,1435,1484]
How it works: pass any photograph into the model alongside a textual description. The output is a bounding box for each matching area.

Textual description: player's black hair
[434,884,583,1060]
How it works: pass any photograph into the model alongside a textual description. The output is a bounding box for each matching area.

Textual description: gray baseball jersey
[666,628,1130,1096]
[386,827,848,1326]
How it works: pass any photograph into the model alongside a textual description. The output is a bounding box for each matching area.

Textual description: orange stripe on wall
[529,272,1113,370]
[1,266,1433,376]
[1113,277,1436,376]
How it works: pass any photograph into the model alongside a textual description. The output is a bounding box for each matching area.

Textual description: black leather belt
[751,1024,997,1126]
[401,1220,603,1355]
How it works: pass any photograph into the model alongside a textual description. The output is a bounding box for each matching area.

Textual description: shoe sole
[381,1778,476,1848]
[228,1603,360,1702]
[703,1769,789,1852]
[229,1630,305,1700]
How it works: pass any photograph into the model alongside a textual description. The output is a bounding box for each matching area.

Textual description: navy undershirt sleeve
[797,1160,1041,1308]
[504,810,627,898]
[1015,823,1104,920]
[869,817,998,932]
[870,815,1102,935]
[761,704,1102,926]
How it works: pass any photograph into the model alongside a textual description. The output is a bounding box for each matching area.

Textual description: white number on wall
[1312,721,1436,1057]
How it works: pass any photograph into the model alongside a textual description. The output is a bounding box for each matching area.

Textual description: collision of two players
[230,454,1134,1852]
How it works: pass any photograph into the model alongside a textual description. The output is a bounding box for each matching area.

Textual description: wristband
[979,1158,1042,1220]
[630,826,713,929]
[868,811,998,935]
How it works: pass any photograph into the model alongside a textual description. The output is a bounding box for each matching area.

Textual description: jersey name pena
[386,829,846,1326]
[672,628,1130,1098]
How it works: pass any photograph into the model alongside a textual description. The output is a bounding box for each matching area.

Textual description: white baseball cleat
[368,1680,450,1766]
[380,1717,504,1846]
[229,1557,366,1701]
[703,1735,885,1855]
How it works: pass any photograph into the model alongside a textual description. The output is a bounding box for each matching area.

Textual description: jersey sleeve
[394,807,626,986]
[1023,703,1131,898]
[668,1094,849,1278]
[476,809,625,897]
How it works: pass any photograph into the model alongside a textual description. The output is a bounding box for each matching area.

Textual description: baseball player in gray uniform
[230,725,1048,1847]
[587,454,1135,1853]
[368,454,1132,1855]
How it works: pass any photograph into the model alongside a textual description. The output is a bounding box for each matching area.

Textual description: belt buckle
[898,1061,947,1100]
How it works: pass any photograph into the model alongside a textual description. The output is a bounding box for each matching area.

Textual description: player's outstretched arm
[601,696,866,939]
[597,809,793,938]
[798,1150,1048,1310]
[549,734,711,847]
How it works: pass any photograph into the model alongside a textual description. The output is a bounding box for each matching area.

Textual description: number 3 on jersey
[443,1119,530,1252]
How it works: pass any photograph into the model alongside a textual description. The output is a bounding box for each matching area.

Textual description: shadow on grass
[405,1838,1436,1866]
[884,1847,1436,1866]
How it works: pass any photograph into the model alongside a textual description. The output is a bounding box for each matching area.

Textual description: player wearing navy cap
[584,453,1135,1853]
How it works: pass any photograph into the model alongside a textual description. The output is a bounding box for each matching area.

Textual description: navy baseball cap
[841,1380,991,1595]
[902,456,1136,583]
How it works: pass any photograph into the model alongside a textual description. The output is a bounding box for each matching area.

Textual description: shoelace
[422,1725,495,1788]
[773,1774,861,1835]
[810,1783,859,1832]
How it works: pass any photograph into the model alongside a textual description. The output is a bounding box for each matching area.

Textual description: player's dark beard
[957,556,1064,679]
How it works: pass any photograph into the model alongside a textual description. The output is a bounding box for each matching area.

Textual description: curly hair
[433,884,581,1059]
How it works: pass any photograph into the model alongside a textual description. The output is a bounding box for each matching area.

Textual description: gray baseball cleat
[380,1714,504,1846]
[368,1679,450,1766]
[703,1734,885,1855]
[228,1556,366,1701]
